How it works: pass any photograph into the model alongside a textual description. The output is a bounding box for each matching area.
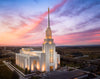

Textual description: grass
[0,60,13,79]
[12,64,25,73]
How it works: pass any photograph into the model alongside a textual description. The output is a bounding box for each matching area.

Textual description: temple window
[50,49,53,63]
[42,50,45,53]
[49,41,52,44]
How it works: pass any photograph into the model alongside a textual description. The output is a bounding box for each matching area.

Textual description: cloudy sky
[0,0,100,46]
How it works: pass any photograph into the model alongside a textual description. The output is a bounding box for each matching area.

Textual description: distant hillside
[0,46,100,55]
[56,46,100,55]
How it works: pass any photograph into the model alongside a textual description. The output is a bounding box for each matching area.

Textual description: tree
[30,76,40,79]
[25,68,28,74]
[10,58,15,64]
[28,70,31,74]
[11,71,19,79]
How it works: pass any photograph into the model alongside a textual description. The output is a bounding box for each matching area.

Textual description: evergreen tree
[25,68,28,74]
[28,70,31,74]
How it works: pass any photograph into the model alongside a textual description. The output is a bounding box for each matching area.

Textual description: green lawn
[0,61,13,79]
[13,64,25,73]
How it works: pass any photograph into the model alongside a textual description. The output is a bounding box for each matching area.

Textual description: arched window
[50,49,53,63]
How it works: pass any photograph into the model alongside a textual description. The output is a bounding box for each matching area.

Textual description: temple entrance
[33,60,37,71]
[50,66,53,71]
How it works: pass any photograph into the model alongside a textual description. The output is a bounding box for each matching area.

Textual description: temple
[16,8,60,72]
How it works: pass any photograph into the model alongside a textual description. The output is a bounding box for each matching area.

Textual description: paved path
[3,61,29,79]
[42,70,87,79]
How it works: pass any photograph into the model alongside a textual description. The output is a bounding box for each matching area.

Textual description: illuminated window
[50,66,53,71]
[22,48,24,51]
[43,41,46,44]
[42,50,45,53]
[28,49,30,51]
[33,60,36,64]
[46,36,52,39]
[55,64,57,69]
[49,41,52,44]
[57,58,60,64]
[48,36,52,39]
[50,49,53,63]
[37,62,40,70]
[31,64,34,71]
[42,64,45,72]
[27,65,29,70]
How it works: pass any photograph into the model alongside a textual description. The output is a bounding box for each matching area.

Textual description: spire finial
[48,7,50,27]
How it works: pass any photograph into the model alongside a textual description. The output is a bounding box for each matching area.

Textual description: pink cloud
[0,0,67,46]
[54,29,100,45]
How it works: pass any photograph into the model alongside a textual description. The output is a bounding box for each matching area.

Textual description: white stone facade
[16,8,60,72]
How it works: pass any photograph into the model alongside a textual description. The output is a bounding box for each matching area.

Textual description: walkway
[3,61,29,79]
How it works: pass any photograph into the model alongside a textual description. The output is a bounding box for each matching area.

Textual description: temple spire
[48,8,50,27]
[45,8,52,39]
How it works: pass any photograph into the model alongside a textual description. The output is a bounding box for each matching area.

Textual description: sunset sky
[0,0,100,46]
